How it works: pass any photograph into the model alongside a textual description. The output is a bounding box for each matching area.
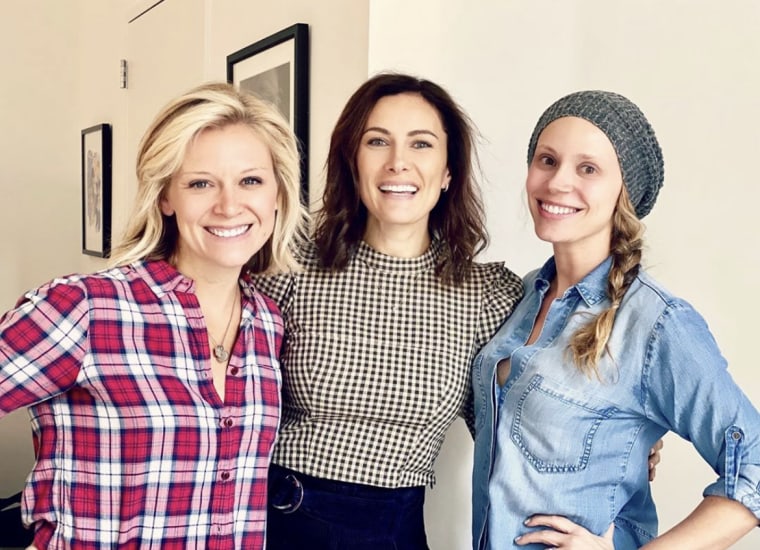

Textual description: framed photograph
[227,23,310,204]
[81,123,112,258]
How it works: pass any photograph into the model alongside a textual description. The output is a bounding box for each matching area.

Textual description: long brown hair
[313,72,487,285]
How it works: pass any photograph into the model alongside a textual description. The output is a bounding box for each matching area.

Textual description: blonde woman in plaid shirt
[254,73,523,549]
[0,82,306,549]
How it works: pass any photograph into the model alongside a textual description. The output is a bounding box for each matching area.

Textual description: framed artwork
[81,123,112,258]
[227,23,310,204]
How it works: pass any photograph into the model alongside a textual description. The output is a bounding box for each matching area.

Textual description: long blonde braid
[568,190,644,377]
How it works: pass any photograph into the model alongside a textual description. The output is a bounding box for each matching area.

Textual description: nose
[546,165,573,193]
[216,184,241,216]
[385,144,408,173]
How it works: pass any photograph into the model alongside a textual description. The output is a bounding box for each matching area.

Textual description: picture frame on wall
[226,23,310,204]
[81,123,112,258]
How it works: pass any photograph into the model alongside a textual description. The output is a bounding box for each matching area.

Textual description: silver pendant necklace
[209,292,237,363]
[213,343,229,363]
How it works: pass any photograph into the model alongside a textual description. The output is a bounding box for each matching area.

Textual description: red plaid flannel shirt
[0,260,282,549]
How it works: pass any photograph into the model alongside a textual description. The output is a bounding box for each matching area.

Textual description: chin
[212,252,254,270]
[533,228,566,245]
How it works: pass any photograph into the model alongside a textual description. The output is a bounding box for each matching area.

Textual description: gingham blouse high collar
[355,239,441,274]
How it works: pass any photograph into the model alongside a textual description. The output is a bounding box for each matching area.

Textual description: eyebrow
[362,126,440,140]
[535,145,597,162]
[177,167,269,177]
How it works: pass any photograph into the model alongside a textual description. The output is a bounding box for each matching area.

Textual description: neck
[551,243,610,296]
[363,221,431,258]
[171,250,243,296]
[195,280,239,312]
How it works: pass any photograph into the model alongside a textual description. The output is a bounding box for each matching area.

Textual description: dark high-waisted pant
[266,463,429,550]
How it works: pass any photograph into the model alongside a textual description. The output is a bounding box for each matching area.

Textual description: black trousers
[266,464,429,550]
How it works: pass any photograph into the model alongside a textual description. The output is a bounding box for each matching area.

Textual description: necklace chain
[209,291,238,363]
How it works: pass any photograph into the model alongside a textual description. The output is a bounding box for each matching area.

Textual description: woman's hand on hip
[515,515,614,549]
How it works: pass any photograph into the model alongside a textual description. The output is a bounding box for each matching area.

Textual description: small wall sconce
[120,59,128,89]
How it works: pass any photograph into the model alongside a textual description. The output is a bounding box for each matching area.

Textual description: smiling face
[356,93,451,246]
[527,116,624,262]
[160,123,279,280]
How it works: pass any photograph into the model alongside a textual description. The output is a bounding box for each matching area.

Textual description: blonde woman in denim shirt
[471,90,760,549]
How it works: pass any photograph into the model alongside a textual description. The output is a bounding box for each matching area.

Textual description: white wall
[369,1,760,548]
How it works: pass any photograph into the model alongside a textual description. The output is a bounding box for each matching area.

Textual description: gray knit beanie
[527,90,664,218]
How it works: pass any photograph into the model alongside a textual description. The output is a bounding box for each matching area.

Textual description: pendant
[213,345,229,363]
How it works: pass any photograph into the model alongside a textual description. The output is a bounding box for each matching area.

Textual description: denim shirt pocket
[511,374,618,473]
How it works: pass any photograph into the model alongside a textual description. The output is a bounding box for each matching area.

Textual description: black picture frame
[227,23,310,205]
[81,123,112,258]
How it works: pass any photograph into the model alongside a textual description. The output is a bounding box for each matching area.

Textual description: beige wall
[368,1,760,548]
[1,1,85,311]
[0,0,368,496]
[0,0,90,493]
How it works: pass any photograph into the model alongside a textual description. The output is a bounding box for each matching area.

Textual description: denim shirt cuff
[703,426,760,521]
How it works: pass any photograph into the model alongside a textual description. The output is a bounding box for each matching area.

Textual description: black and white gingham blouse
[253,240,523,488]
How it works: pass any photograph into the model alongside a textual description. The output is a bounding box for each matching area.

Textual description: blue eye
[242,176,263,186]
[412,141,432,149]
[188,180,210,189]
[367,137,387,146]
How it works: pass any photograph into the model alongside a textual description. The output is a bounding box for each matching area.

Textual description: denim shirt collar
[535,256,613,307]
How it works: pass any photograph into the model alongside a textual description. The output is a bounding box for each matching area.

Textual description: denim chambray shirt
[471,256,760,549]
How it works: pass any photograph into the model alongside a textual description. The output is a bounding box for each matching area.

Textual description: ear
[442,169,452,190]
[160,196,174,216]
[275,191,282,215]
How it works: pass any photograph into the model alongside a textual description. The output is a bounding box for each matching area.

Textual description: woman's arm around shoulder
[250,237,317,310]
[473,261,524,349]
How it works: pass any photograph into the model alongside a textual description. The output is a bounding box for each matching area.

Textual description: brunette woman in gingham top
[254,73,523,549]
[0,82,307,549]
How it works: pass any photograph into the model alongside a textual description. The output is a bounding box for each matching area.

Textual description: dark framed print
[227,23,310,204]
[81,123,112,258]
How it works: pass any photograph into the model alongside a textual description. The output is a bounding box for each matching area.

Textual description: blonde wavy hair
[568,188,644,377]
[109,81,307,273]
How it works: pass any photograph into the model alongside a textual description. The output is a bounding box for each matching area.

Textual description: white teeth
[541,202,577,215]
[379,184,417,193]
[208,225,249,238]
